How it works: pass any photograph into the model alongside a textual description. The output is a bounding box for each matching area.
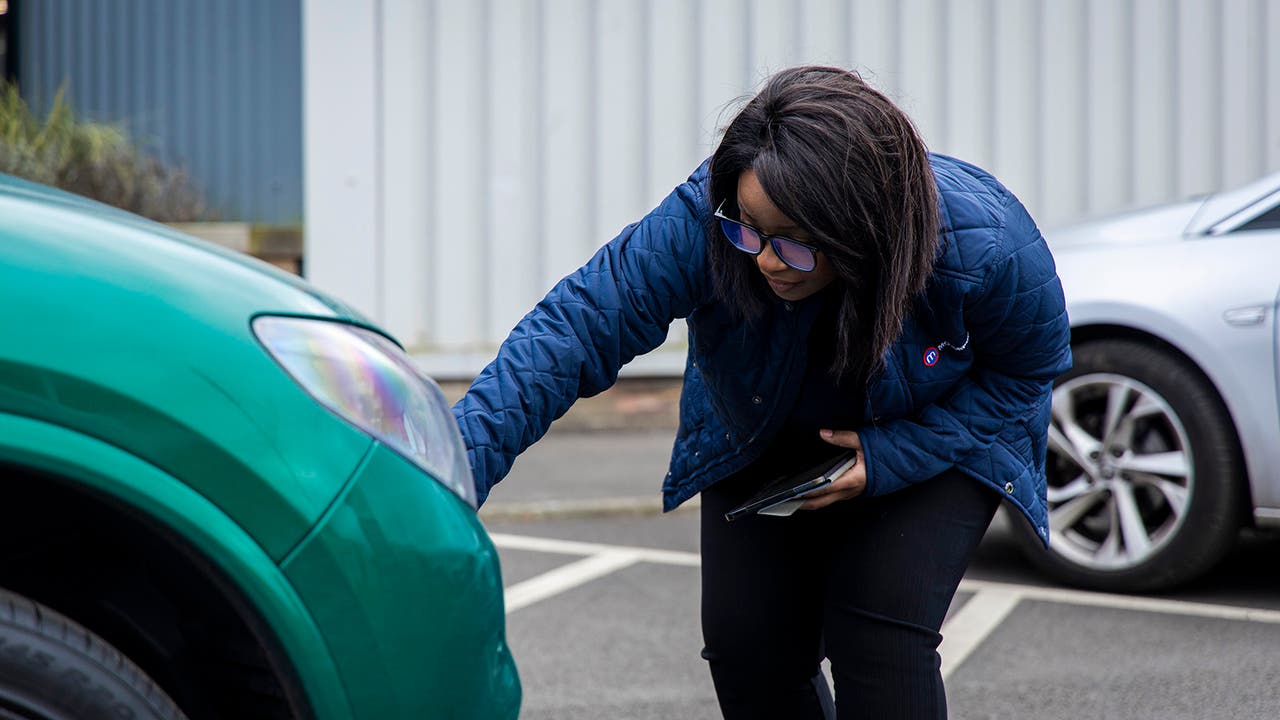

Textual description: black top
[745,293,870,482]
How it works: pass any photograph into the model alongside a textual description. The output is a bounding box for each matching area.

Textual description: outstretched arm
[453,164,713,505]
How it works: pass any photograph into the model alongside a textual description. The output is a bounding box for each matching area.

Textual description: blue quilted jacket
[454,154,1071,544]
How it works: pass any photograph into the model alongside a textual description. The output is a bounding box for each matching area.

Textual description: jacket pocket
[1018,397,1052,467]
[881,336,972,414]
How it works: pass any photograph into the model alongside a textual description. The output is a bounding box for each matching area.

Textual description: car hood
[0,173,368,321]
[1044,198,1205,253]
[0,175,377,560]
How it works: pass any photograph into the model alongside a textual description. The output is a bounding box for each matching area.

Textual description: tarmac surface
[451,378,1280,719]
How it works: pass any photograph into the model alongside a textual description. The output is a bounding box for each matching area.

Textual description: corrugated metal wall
[18,0,302,223]
[311,0,1280,377]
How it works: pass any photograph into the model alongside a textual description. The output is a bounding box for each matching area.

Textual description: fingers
[819,428,862,450]
[793,430,867,511]
[801,490,854,510]
[799,460,865,510]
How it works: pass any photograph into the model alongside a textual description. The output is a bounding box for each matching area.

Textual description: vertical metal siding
[18,0,302,223]
[302,0,1280,375]
[1270,1,1280,172]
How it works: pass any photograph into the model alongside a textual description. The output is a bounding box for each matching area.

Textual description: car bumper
[280,442,520,719]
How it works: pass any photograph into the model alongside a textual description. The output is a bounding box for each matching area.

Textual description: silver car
[1016,171,1280,592]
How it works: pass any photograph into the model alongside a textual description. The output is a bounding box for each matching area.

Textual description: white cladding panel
[305,0,1280,378]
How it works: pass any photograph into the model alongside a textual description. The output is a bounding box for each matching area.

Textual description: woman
[454,66,1071,718]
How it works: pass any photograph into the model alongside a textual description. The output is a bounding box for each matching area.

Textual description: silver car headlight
[253,315,477,509]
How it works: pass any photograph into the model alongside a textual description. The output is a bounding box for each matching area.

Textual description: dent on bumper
[281,443,520,719]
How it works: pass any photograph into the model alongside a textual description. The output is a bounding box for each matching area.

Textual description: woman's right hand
[799,429,866,510]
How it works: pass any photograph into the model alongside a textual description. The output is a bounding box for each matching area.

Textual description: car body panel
[1204,188,1280,235]
[281,441,520,719]
[1271,278,1280,523]
[0,413,356,719]
[1052,220,1280,513]
[1047,200,1204,250]
[1186,169,1280,235]
[0,174,521,714]
[0,184,375,559]
[0,173,369,320]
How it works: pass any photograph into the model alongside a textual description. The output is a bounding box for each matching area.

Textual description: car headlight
[252,315,477,509]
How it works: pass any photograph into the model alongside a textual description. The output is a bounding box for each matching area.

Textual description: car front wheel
[1018,339,1247,592]
[0,586,187,720]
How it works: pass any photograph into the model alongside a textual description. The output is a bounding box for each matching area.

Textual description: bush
[0,83,207,222]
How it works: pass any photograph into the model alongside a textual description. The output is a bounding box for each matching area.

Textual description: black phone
[724,450,859,522]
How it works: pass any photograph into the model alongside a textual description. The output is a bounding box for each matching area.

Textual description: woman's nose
[755,240,788,273]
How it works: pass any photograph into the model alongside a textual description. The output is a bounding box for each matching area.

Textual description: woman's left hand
[799,429,866,510]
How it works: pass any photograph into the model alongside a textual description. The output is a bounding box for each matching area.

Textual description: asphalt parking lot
[479,428,1280,720]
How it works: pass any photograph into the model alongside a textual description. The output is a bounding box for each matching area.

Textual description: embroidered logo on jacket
[923,347,940,367]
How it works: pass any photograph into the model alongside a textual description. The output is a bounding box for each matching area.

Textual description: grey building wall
[304,0,1280,378]
[17,0,303,223]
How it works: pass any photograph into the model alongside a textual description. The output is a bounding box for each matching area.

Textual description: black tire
[1014,339,1247,592]
[0,587,187,720]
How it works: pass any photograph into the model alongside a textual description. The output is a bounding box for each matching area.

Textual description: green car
[0,175,521,719]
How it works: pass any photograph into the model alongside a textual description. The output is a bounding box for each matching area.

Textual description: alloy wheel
[1045,373,1194,570]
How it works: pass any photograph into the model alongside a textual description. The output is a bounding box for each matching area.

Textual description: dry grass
[0,82,207,222]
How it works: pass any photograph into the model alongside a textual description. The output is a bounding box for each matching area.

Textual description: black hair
[708,65,939,387]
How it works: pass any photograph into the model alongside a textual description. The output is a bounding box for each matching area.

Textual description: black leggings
[699,467,1000,720]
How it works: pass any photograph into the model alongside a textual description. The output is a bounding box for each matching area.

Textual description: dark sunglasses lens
[774,239,817,271]
[720,219,762,253]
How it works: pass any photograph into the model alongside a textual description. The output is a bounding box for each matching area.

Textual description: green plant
[0,82,207,222]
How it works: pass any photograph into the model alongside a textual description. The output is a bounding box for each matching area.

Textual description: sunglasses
[714,201,821,272]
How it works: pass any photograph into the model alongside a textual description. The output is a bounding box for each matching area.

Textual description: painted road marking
[938,588,1023,680]
[492,532,1280,676]
[958,577,1280,624]
[503,550,642,613]
[490,532,702,567]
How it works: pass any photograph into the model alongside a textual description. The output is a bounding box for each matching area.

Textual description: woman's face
[736,170,838,301]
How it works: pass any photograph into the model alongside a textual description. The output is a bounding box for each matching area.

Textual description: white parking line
[938,588,1023,680]
[492,533,1280,631]
[489,532,702,567]
[504,551,642,613]
[957,577,1280,624]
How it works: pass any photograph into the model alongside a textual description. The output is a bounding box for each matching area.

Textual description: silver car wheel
[1046,373,1194,571]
